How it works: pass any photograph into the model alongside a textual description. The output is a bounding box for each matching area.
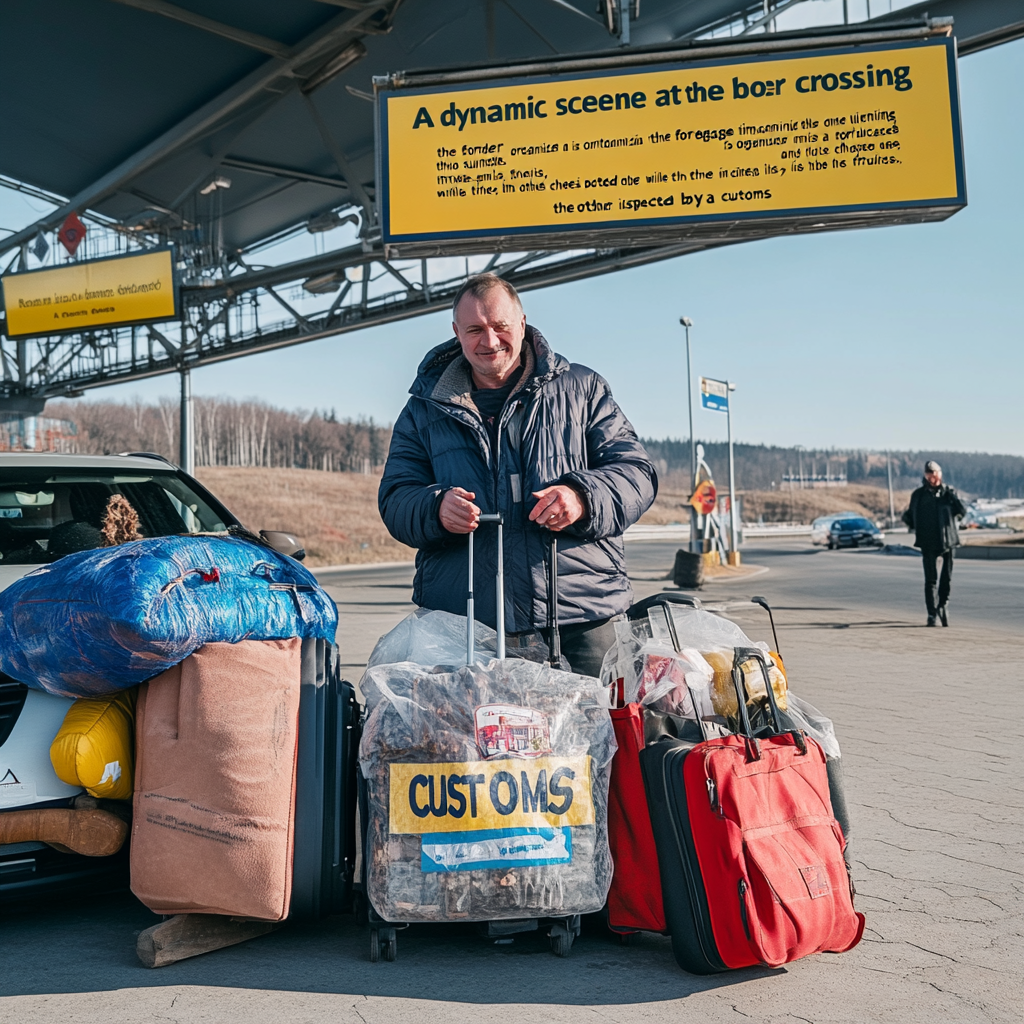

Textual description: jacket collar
[410,325,567,409]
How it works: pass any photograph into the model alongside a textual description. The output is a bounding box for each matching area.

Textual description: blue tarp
[0,535,337,698]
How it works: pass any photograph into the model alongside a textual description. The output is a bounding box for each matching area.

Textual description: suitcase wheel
[370,927,397,963]
[548,917,579,958]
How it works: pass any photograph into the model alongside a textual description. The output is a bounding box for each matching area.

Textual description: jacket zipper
[738,879,752,942]
[704,749,726,818]
[706,776,718,813]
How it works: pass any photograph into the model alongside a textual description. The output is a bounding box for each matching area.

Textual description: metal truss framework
[0,242,709,408]
[0,0,658,411]
[0,1,1015,413]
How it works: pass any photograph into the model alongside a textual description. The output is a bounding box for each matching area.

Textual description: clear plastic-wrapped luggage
[366,609,497,671]
[358,657,615,923]
[601,595,846,834]
[601,606,788,719]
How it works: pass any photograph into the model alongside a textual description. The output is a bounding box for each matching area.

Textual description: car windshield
[835,518,874,531]
[0,468,229,565]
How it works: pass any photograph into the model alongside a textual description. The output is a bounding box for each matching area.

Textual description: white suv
[0,452,243,904]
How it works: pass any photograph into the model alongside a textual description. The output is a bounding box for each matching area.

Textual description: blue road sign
[700,376,729,412]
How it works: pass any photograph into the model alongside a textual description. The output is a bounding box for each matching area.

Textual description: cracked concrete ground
[1,538,1020,1023]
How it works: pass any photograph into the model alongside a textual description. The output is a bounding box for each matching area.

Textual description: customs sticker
[475,704,550,758]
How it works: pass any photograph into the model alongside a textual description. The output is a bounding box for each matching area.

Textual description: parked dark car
[824,516,885,549]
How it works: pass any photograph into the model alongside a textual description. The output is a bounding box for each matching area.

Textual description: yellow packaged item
[49,688,137,801]
[704,650,788,719]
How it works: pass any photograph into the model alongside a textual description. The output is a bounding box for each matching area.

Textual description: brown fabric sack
[131,638,301,920]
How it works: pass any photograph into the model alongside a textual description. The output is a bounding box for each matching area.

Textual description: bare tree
[45,398,393,473]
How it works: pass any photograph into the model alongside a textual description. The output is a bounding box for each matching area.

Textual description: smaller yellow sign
[2,248,178,338]
[389,756,594,835]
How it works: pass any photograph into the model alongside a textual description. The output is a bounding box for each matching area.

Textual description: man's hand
[529,485,585,533]
[439,487,480,534]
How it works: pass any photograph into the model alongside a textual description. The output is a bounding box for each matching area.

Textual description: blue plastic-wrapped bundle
[0,535,337,698]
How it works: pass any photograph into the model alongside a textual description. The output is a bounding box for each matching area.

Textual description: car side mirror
[260,530,306,562]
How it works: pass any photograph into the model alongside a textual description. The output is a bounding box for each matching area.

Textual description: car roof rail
[118,451,176,466]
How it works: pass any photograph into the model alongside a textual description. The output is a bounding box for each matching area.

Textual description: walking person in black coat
[902,460,967,626]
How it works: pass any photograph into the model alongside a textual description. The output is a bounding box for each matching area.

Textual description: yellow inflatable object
[704,650,789,719]
[49,689,137,801]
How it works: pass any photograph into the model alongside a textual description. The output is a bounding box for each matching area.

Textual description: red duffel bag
[606,702,666,935]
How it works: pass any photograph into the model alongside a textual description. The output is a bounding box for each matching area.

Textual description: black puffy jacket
[378,327,657,631]
[902,481,966,551]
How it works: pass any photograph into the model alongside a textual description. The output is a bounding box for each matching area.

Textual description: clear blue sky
[3,36,1021,455]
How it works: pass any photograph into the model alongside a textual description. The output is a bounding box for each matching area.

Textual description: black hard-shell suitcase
[356,522,583,961]
[290,637,361,920]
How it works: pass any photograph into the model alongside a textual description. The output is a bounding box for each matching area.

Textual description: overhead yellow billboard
[377,37,964,250]
[2,247,178,338]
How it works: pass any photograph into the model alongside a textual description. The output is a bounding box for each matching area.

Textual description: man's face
[453,288,526,388]
[925,470,942,487]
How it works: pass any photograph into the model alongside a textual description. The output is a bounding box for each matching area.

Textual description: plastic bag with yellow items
[702,648,788,719]
[49,688,136,800]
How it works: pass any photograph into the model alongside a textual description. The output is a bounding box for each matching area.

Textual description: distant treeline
[642,439,1024,499]
[44,399,391,472]
[38,398,1024,497]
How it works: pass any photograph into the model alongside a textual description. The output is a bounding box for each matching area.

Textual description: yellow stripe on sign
[3,249,177,337]
[382,41,960,240]
[388,756,594,834]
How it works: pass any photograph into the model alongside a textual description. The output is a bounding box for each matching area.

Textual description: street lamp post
[680,317,698,553]
[886,452,896,528]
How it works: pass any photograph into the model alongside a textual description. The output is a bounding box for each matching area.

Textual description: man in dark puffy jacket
[902,460,966,627]
[378,273,657,675]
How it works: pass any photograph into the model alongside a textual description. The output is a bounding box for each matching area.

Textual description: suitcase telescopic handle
[750,596,781,654]
[626,592,704,622]
[467,515,505,665]
[732,645,785,733]
[546,531,560,668]
[658,600,709,743]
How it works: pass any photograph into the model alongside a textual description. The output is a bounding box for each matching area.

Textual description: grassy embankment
[196,467,414,568]
[197,467,912,567]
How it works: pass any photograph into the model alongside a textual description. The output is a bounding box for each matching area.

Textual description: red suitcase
[605,593,703,938]
[606,702,666,935]
[641,643,864,973]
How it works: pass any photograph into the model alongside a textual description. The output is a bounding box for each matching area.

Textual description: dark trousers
[557,616,623,677]
[526,615,622,678]
[921,547,953,616]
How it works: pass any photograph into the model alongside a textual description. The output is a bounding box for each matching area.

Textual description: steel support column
[179,367,194,474]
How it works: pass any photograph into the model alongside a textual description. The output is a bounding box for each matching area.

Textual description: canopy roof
[0,1,763,254]
[2,0,1016,257]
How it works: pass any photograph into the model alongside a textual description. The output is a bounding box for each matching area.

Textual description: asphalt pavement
[1,537,1020,1023]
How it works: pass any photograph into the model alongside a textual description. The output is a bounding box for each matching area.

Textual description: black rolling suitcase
[290,637,361,920]
[356,522,612,961]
